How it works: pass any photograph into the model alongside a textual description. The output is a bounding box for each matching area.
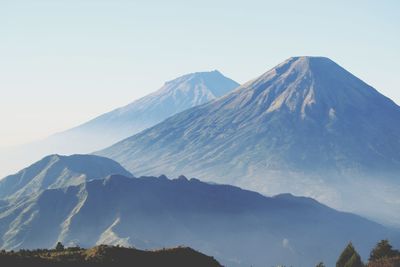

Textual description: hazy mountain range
[96,56,400,225]
[0,155,398,267]
[0,70,238,178]
[0,56,399,267]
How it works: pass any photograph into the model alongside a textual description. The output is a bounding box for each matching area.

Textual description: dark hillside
[0,245,222,267]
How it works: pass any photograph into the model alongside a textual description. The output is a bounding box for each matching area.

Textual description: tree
[336,242,363,267]
[369,239,399,262]
[344,253,363,267]
[316,262,326,267]
[55,242,64,251]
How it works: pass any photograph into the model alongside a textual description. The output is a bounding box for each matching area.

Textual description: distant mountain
[0,174,398,267]
[0,244,222,267]
[61,70,239,150]
[0,70,238,178]
[0,154,132,200]
[96,57,400,225]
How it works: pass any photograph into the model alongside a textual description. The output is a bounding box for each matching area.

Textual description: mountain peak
[288,55,332,61]
[0,154,132,199]
[161,70,239,98]
[282,56,336,66]
[164,70,226,84]
[261,55,336,76]
[267,56,341,77]
[183,69,224,78]
[232,55,387,119]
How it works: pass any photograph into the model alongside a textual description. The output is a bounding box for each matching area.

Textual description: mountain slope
[0,154,132,199]
[0,70,238,178]
[96,57,400,225]
[0,174,398,267]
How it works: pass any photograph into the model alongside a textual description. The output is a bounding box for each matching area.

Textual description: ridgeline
[0,244,222,267]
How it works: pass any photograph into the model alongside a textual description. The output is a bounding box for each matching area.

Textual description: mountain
[0,244,223,267]
[0,70,239,178]
[0,174,398,267]
[0,154,132,200]
[60,70,239,150]
[96,56,400,225]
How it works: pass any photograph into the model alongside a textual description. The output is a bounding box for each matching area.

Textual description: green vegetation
[0,244,222,267]
[336,242,363,267]
[335,240,400,267]
[55,242,65,251]
[369,239,399,262]
[1,239,400,267]
[367,240,400,267]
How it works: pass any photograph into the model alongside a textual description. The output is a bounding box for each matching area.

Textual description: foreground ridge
[0,244,223,267]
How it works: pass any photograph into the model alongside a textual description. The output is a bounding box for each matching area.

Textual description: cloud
[282,238,290,248]
[282,238,295,254]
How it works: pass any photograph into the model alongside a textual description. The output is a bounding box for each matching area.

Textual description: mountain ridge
[0,173,398,267]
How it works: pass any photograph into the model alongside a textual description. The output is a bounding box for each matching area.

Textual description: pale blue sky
[1,0,399,147]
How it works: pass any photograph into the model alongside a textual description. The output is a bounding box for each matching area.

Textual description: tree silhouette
[336,242,363,267]
[369,239,399,261]
[55,242,64,251]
